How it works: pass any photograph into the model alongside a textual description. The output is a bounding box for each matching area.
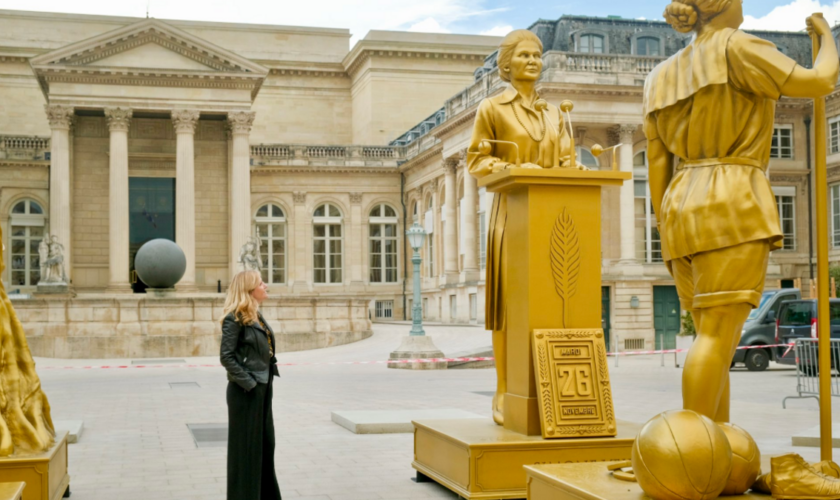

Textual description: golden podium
[411,167,634,500]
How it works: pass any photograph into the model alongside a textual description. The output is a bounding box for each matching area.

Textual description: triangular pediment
[30,18,268,75]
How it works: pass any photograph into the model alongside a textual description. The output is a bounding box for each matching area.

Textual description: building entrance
[129,178,175,293]
[653,285,681,350]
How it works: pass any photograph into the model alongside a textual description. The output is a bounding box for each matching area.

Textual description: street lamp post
[388,222,446,370]
[406,223,426,336]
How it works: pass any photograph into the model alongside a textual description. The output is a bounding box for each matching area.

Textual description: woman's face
[508,40,543,83]
[250,278,269,304]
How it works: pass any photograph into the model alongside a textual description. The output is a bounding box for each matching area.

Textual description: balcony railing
[0,135,50,161]
[251,144,405,168]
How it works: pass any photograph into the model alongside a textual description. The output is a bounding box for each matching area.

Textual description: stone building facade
[1,9,838,357]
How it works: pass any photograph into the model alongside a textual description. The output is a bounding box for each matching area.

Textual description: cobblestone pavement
[35,323,837,500]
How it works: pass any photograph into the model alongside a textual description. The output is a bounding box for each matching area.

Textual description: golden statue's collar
[498,86,543,109]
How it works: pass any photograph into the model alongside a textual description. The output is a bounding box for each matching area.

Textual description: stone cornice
[0,160,49,168]
[399,143,444,173]
[343,46,486,78]
[251,165,400,175]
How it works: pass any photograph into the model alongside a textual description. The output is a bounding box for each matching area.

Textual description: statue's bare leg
[683,303,751,421]
[492,329,506,425]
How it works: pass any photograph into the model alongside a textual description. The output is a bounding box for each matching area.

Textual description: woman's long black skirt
[226,378,282,500]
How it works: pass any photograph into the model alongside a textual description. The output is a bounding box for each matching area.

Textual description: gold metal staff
[810,12,832,461]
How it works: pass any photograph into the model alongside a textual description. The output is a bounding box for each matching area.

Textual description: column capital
[443,156,460,173]
[44,104,74,130]
[105,107,133,132]
[349,192,363,205]
[228,111,256,134]
[172,109,200,134]
[618,124,638,142]
[293,191,307,204]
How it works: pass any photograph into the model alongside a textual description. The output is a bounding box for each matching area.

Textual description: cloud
[742,0,840,31]
[0,0,507,45]
[479,25,513,36]
[408,17,450,33]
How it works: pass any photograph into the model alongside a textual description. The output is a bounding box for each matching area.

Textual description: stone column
[45,104,74,283]
[105,107,132,292]
[443,157,459,283]
[349,192,364,288]
[227,111,255,279]
[292,191,308,293]
[172,109,200,290]
[618,124,637,263]
[462,155,480,281]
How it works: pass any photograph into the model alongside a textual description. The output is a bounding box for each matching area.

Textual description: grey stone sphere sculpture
[135,239,186,289]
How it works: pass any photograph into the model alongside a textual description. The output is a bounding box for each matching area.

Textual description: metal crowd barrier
[783,338,840,408]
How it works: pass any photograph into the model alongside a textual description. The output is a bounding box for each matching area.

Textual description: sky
[0,0,837,44]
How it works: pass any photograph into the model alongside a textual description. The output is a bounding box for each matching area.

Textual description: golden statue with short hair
[467,29,579,425]
[0,226,55,456]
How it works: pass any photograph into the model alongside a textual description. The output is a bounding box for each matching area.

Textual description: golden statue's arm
[467,100,504,178]
[780,15,839,98]
[646,132,674,225]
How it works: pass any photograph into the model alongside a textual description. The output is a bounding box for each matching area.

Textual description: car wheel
[745,349,770,372]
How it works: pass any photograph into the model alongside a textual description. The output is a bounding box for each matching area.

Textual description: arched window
[369,204,398,283]
[412,200,419,224]
[576,147,600,169]
[255,203,286,284]
[9,200,46,286]
[426,196,435,276]
[313,203,343,284]
[579,34,605,54]
[636,36,661,56]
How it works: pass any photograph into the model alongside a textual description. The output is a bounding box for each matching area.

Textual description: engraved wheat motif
[597,342,616,432]
[550,208,581,327]
[537,344,555,434]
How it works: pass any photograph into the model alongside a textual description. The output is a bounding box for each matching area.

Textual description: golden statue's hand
[560,159,588,171]
[521,162,542,170]
[491,162,513,173]
[807,14,831,38]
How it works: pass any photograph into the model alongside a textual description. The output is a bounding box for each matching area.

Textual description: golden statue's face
[508,40,543,82]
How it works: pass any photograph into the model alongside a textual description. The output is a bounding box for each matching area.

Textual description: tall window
[255,204,286,284]
[579,34,605,54]
[425,197,434,276]
[633,152,662,263]
[369,204,398,283]
[9,200,45,287]
[832,184,840,247]
[830,117,840,155]
[636,36,661,56]
[313,203,343,284]
[412,201,419,224]
[576,147,600,169]
[771,125,793,159]
[775,192,796,250]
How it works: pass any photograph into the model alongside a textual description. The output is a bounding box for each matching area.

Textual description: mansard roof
[29,18,269,100]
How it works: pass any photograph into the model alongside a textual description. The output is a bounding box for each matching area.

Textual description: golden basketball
[717,423,761,495]
[631,410,732,500]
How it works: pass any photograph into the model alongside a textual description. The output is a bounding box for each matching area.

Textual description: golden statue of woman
[645,0,839,423]
[468,29,578,425]
[0,228,55,456]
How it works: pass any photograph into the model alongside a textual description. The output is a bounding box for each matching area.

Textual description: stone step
[331,409,485,434]
[446,346,494,369]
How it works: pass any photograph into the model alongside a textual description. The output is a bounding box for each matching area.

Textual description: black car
[732,289,800,371]
[775,299,840,372]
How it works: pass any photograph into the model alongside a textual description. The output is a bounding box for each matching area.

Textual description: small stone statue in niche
[238,227,262,272]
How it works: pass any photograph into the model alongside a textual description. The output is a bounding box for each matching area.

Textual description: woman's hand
[560,159,588,170]
[491,161,512,173]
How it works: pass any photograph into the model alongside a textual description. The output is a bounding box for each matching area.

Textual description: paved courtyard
[36,323,837,500]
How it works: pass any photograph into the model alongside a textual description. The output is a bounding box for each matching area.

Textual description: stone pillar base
[36,282,69,294]
[389,335,448,370]
[445,272,460,285]
[145,287,177,298]
[105,284,134,294]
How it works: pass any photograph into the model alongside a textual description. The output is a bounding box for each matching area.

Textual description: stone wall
[14,295,373,359]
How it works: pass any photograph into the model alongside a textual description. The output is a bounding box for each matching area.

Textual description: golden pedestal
[0,483,25,500]
[0,432,70,500]
[412,419,641,499]
[525,461,768,499]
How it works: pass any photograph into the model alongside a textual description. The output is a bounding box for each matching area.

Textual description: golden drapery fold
[0,225,55,456]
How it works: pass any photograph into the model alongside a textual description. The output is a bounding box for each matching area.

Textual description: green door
[601,286,611,349]
[653,286,681,350]
[129,178,176,293]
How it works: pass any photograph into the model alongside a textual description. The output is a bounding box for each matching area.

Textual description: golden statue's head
[663,0,741,33]
[497,29,544,83]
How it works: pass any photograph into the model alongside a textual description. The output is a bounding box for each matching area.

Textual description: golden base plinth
[0,483,25,500]
[525,461,768,499]
[412,419,641,500]
[0,432,70,500]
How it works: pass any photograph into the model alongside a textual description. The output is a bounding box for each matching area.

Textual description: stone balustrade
[0,135,50,161]
[251,144,405,167]
[541,51,667,85]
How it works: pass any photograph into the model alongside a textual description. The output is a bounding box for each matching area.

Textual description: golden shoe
[751,472,771,494]
[752,459,840,494]
[770,454,840,499]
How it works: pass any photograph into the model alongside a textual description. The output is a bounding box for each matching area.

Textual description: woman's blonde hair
[220,270,261,325]
[664,0,732,33]
[497,29,544,82]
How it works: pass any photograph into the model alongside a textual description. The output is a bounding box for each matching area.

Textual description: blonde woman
[220,270,281,500]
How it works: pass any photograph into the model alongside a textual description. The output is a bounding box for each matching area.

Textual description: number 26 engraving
[558,366,592,397]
